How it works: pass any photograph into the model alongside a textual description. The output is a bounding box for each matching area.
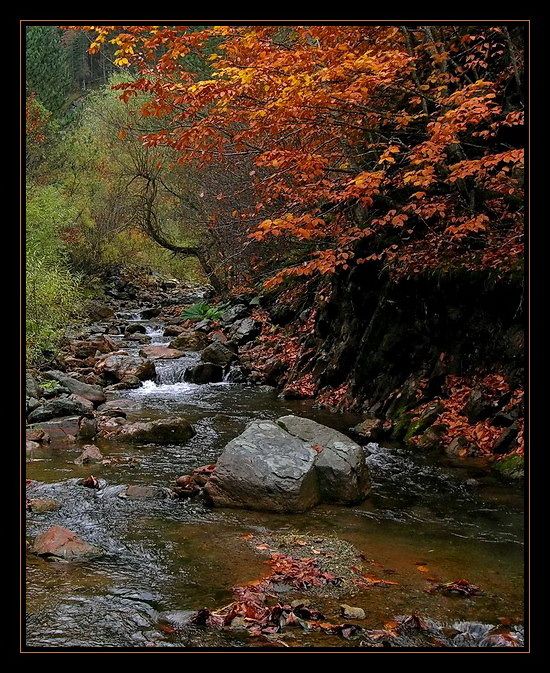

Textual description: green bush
[26,253,81,365]
[26,183,82,365]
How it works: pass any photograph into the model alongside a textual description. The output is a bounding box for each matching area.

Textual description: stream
[25,306,525,649]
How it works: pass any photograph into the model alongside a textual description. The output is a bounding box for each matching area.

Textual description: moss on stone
[404,416,428,443]
[392,408,413,440]
[493,454,524,481]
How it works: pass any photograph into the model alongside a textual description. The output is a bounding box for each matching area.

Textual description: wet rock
[44,370,106,406]
[96,409,127,419]
[226,365,250,383]
[463,389,499,422]
[27,498,60,513]
[69,335,117,358]
[125,323,146,335]
[98,399,139,412]
[95,352,156,383]
[97,417,128,438]
[340,604,366,620]
[26,428,50,444]
[221,303,248,324]
[183,362,224,384]
[228,317,260,345]
[26,397,41,414]
[26,373,43,400]
[125,333,151,344]
[104,377,143,391]
[116,417,196,444]
[120,485,172,500]
[77,416,98,441]
[86,300,115,321]
[205,420,320,512]
[352,417,384,442]
[27,417,81,442]
[74,444,103,465]
[445,436,473,458]
[200,341,237,367]
[493,454,524,481]
[277,415,370,504]
[140,306,161,319]
[492,423,519,454]
[416,423,447,450]
[27,397,93,424]
[31,526,102,561]
[139,345,184,360]
[158,610,196,630]
[169,331,209,351]
[163,324,185,337]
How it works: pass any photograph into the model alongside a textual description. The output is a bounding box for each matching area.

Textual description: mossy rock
[404,417,428,443]
[493,454,524,482]
[392,409,413,440]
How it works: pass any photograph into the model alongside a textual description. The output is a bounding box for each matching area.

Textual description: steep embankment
[244,266,524,479]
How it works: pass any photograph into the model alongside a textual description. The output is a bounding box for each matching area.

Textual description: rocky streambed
[25,278,525,649]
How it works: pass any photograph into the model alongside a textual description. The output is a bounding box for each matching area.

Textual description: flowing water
[25,311,524,649]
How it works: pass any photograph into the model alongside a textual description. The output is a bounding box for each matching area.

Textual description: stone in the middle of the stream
[205,416,370,512]
[205,420,320,512]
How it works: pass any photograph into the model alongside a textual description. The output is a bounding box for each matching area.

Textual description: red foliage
[267,553,338,589]
[69,25,524,288]
[410,373,522,456]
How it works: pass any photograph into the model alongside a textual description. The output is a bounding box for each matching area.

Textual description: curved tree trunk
[141,178,225,294]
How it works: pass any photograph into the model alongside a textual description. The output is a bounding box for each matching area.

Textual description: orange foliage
[68,25,524,287]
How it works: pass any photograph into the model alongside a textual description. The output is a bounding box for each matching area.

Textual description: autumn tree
[70,25,524,291]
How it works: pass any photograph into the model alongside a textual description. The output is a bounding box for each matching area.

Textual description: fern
[181,302,223,321]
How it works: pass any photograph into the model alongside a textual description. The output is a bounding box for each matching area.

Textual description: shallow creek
[25,311,524,648]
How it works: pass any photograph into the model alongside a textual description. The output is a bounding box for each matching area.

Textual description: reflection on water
[26,329,524,648]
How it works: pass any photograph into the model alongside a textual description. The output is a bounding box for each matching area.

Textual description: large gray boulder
[44,370,106,406]
[205,420,320,512]
[277,415,370,504]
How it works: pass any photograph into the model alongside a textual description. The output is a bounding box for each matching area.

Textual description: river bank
[25,271,524,648]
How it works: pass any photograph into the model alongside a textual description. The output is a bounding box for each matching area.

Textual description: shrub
[26,253,81,365]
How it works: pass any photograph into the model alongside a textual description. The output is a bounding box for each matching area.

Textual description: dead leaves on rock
[426,578,483,597]
[267,553,339,589]
[174,464,216,498]
[79,475,100,489]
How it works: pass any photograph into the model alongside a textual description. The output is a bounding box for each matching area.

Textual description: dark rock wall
[313,264,524,415]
